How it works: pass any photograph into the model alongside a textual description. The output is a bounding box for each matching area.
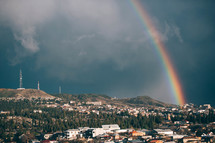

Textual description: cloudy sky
[0,0,214,105]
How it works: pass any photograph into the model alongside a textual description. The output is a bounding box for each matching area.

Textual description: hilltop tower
[17,69,25,90]
[38,81,40,90]
[59,86,61,94]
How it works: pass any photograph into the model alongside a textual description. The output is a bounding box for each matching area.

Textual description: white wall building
[85,128,106,138]
[102,124,120,132]
[33,110,42,113]
[64,129,80,139]
[86,101,102,106]
[203,104,211,109]
[154,129,173,135]
[92,128,106,137]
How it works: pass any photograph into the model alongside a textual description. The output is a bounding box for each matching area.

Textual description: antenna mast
[38,81,40,90]
[17,69,25,90]
[20,69,23,88]
[59,86,61,94]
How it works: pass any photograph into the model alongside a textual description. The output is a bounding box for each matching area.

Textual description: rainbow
[129,0,186,105]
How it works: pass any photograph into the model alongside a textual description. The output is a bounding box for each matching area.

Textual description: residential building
[64,129,80,140]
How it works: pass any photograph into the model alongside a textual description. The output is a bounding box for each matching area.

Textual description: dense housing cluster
[0,95,215,142]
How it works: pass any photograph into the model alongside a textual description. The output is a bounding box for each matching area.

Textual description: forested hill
[52,93,111,104]
[0,88,173,107]
[120,96,171,107]
[0,88,55,99]
[52,93,174,107]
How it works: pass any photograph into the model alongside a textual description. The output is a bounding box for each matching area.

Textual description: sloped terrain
[52,93,173,107]
[0,88,174,107]
[120,96,169,107]
[52,93,112,104]
[0,88,55,99]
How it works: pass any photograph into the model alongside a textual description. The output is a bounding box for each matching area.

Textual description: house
[142,135,152,140]
[115,129,128,133]
[29,139,40,143]
[69,100,75,104]
[153,129,173,135]
[33,110,42,113]
[78,127,90,138]
[130,130,145,136]
[203,104,211,109]
[148,139,163,143]
[168,134,185,140]
[85,128,106,138]
[179,136,201,143]
[64,129,80,140]
[0,111,10,114]
[86,101,102,105]
[102,124,120,132]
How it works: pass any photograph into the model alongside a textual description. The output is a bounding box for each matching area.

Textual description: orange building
[130,130,145,136]
[148,140,163,143]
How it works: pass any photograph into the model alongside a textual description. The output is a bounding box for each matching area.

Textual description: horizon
[0,87,213,107]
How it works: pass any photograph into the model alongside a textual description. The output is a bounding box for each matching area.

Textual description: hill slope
[119,96,170,107]
[0,88,174,107]
[52,93,173,107]
[0,88,55,99]
[52,93,111,104]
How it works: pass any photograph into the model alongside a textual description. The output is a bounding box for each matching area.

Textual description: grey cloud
[75,34,95,44]
[0,0,56,55]
[156,21,184,43]
[13,26,39,52]
[0,0,190,104]
[172,26,183,43]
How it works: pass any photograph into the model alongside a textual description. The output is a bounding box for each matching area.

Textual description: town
[0,93,214,143]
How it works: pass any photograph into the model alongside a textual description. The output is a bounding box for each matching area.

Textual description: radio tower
[38,81,40,90]
[59,86,61,94]
[18,69,25,90]
[19,69,22,88]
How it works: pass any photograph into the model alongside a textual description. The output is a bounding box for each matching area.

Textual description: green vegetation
[171,109,215,124]
[125,96,166,107]
[0,89,17,97]
[52,93,111,102]
[0,99,162,142]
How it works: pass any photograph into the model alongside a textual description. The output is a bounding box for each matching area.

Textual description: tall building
[17,69,25,90]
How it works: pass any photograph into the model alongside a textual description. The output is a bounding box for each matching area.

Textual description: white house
[92,128,106,137]
[102,124,120,132]
[33,110,42,113]
[85,128,106,138]
[86,101,102,106]
[154,129,173,135]
[64,129,80,139]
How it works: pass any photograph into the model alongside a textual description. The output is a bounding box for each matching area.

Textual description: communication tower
[17,69,25,90]
[59,86,61,94]
[38,81,40,90]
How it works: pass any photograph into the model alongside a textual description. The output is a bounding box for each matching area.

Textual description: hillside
[0,88,55,99]
[52,93,112,104]
[52,93,173,107]
[0,88,174,107]
[119,96,170,107]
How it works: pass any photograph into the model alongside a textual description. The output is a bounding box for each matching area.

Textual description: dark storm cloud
[0,0,214,104]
